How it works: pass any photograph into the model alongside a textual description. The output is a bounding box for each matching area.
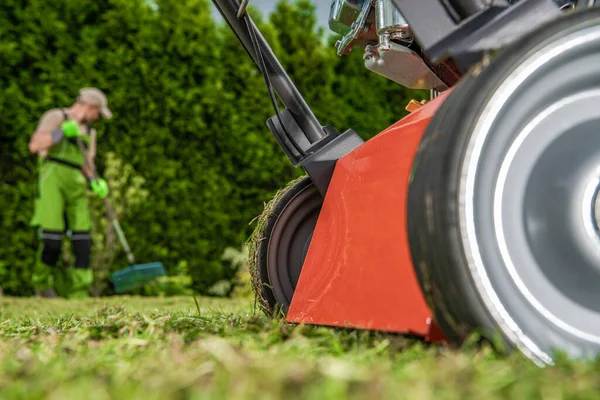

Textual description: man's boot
[67,268,93,299]
[33,230,63,298]
[32,262,57,298]
[53,267,71,298]
[35,288,58,298]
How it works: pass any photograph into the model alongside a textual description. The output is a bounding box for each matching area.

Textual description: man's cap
[77,87,112,119]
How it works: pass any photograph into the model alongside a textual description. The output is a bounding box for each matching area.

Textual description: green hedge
[0,0,424,295]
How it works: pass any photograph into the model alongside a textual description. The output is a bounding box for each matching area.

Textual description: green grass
[0,296,599,399]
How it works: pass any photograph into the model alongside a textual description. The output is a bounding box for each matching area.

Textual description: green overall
[30,112,94,298]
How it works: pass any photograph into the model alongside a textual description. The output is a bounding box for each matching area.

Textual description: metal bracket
[300,129,364,195]
[364,41,447,90]
[266,109,312,167]
[267,109,364,195]
[335,0,373,55]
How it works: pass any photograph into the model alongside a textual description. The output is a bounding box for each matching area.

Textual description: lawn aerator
[212,0,600,366]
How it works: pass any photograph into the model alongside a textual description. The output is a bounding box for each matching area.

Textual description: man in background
[28,88,112,298]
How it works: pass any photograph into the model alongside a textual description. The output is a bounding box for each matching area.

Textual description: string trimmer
[75,138,166,293]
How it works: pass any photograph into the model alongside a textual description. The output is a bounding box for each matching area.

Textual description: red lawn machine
[212,0,600,366]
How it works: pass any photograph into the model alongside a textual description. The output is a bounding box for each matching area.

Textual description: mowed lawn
[0,295,598,399]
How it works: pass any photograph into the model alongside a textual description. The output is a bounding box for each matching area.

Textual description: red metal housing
[286,91,451,342]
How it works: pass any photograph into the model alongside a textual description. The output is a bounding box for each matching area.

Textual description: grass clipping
[246,175,307,318]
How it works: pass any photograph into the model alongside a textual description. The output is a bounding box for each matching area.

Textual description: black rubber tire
[252,176,322,316]
[407,7,600,365]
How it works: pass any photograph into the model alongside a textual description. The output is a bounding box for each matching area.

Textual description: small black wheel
[407,7,600,365]
[248,176,322,316]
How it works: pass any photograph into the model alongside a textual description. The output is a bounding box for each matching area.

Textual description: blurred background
[0,0,425,298]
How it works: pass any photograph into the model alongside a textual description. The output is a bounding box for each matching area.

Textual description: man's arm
[28,110,63,154]
[28,132,52,153]
[28,108,88,154]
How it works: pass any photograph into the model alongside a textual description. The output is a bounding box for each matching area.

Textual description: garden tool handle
[75,138,136,265]
[109,208,136,265]
[74,138,100,181]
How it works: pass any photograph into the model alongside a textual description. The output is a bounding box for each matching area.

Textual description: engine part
[334,0,377,55]
[332,0,415,56]
[364,41,447,90]
[376,0,410,39]
[329,0,368,35]
[334,0,451,90]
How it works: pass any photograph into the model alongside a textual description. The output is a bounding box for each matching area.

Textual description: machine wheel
[407,7,600,365]
[248,176,322,317]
